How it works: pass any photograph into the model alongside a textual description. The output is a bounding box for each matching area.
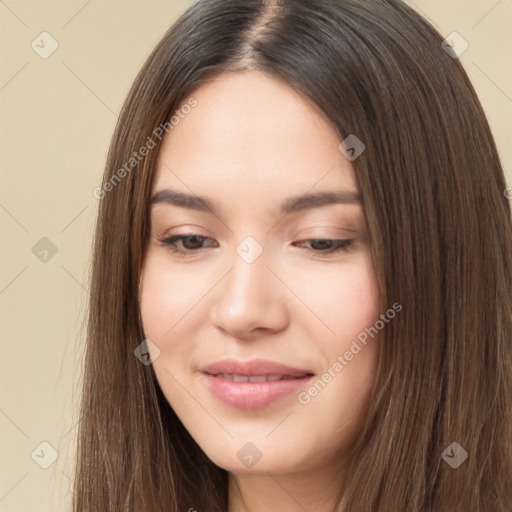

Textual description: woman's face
[140,70,380,476]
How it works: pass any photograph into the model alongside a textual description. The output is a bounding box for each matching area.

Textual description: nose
[210,245,290,339]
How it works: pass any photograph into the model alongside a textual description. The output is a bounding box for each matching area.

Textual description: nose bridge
[211,235,289,336]
[223,236,275,308]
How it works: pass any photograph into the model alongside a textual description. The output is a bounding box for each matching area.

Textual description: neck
[227,460,346,512]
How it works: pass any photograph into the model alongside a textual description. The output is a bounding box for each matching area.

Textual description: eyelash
[157,234,354,257]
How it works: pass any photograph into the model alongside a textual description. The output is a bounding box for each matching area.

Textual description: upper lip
[201,358,314,377]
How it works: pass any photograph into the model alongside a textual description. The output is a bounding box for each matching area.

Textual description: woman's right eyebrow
[151,187,362,216]
[151,188,213,212]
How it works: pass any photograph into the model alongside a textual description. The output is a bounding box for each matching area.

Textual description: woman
[73,0,512,510]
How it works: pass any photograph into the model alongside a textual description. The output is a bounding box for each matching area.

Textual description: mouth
[208,373,309,382]
[201,359,315,409]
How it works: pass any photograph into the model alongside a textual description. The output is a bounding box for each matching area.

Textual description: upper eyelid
[151,218,363,233]
[156,229,358,239]
[150,205,365,233]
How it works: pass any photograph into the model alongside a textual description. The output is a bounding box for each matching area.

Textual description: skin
[139,70,381,512]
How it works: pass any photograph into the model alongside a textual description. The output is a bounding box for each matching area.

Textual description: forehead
[152,70,358,212]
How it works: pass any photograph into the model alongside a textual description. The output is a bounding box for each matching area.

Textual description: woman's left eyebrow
[150,187,362,215]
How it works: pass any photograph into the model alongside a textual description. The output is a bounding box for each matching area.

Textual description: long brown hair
[73,0,512,510]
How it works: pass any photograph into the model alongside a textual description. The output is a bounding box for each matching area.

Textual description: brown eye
[158,234,218,256]
[293,238,354,254]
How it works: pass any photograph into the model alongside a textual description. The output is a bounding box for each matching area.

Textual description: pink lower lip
[202,373,314,409]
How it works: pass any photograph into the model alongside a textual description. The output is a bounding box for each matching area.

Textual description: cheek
[294,258,381,421]
[139,257,194,378]
[139,253,207,340]
[328,261,381,385]
[139,257,201,406]
[336,269,380,340]
[293,255,380,342]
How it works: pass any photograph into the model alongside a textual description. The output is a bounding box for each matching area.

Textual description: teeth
[216,374,288,382]
[248,375,267,382]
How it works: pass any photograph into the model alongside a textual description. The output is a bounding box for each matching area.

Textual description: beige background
[0,1,511,510]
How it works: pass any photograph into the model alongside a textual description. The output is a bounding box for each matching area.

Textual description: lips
[201,358,313,378]
[214,374,302,382]
[201,358,314,409]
